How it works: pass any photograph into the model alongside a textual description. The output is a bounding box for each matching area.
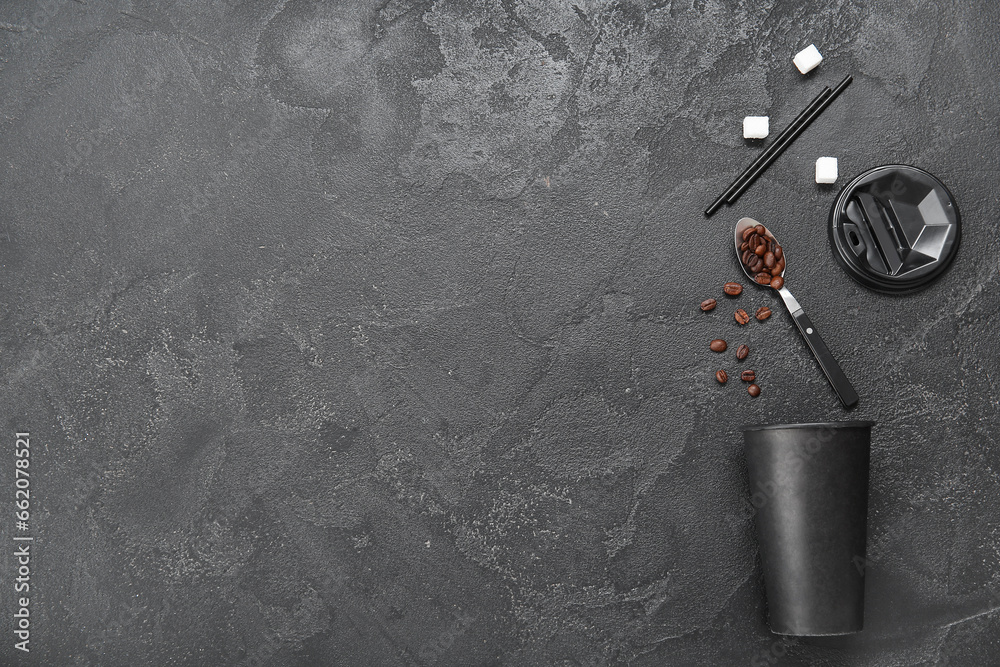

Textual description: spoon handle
[788,308,859,408]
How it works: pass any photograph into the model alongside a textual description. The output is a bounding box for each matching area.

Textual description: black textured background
[1,0,999,665]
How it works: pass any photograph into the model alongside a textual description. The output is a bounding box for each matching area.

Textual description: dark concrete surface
[1,0,999,665]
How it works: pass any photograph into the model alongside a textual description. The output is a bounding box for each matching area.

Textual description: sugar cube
[743,116,769,139]
[793,44,823,74]
[815,157,838,184]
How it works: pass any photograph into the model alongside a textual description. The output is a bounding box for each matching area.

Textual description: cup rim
[742,421,875,432]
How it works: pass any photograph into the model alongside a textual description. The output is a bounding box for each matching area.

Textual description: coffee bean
[710,339,727,352]
[748,383,761,397]
[700,298,717,311]
[734,308,750,325]
[739,223,786,292]
[723,282,743,296]
[736,344,749,360]
[741,370,756,381]
[716,370,728,384]
[755,306,772,321]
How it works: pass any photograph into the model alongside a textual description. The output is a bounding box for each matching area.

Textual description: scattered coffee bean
[734,308,750,325]
[741,370,756,382]
[716,370,728,384]
[700,298,717,311]
[771,276,784,290]
[736,344,749,360]
[723,282,743,296]
[755,306,772,321]
[748,383,761,397]
[710,339,728,352]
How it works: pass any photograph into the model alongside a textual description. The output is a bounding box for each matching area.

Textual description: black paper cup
[743,421,874,636]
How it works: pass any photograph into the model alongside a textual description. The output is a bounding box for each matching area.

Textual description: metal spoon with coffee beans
[734,217,858,408]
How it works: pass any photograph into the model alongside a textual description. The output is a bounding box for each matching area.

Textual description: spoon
[735,217,858,408]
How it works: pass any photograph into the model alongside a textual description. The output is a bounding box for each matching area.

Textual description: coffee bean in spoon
[740,222,786,292]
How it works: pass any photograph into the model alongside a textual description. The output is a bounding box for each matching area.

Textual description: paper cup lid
[829,165,960,293]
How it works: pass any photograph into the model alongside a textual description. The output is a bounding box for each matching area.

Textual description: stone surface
[1,0,999,665]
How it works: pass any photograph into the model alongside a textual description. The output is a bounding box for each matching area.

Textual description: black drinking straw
[725,89,832,198]
[703,78,850,217]
[724,75,853,206]
[703,86,831,217]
